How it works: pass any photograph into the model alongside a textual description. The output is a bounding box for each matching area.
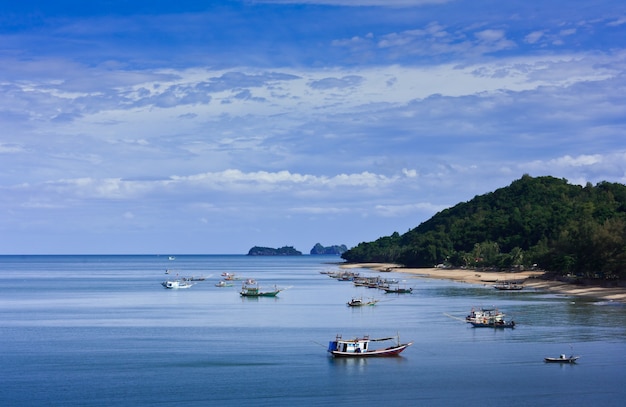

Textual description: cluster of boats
[322,270,414,295]
[161,271,283,297]
[160,264,578,363]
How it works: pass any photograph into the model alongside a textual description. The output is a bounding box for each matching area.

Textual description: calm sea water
[1,255,625,406]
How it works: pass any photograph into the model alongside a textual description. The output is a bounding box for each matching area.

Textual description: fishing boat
[161,280,193,289]
[544,354,579,363]
[327,334,412,357]
[466,307,504,323]
[493,281,524,290]
[215,280,233,287]
[470,318,515,328]
[222,272,241,281]
[383,285,413,294]
[347,297,379,307]
[240,282,282,297]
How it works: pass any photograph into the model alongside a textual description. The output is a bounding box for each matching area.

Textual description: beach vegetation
[342,175,626,281]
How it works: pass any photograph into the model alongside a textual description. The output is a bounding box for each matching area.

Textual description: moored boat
[161,280,193,289]
[466,307,504,323]
[493,281,524,290]
[240,282,282,297]
[470,319,516,328]
[544,354,579,363]
[383,285,413,294]
[347,297,379,307]
[327,334,412,357]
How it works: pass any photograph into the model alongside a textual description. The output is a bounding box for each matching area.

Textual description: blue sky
[1,0,625,254]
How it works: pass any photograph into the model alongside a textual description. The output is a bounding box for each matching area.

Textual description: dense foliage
[342,175,626,279]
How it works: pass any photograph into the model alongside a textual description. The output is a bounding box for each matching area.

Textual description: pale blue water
[1,255,625,406]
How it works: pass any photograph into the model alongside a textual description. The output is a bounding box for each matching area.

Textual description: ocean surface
[1,255,625,407]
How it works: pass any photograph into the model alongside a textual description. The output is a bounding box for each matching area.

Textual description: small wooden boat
[544,354,579,363]
[347,297,378,307]
[327,334,412,357]
[161,280,193,289]
[240,282,282,297]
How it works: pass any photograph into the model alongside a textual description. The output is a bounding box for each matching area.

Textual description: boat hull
[470,321,515,328]
[330,344,412,358]
[544,356,579,363]
[240,292,280,297]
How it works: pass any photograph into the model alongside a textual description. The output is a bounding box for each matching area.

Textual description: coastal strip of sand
[340,263,626,303]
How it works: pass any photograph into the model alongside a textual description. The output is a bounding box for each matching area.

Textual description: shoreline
[340,263,626,303]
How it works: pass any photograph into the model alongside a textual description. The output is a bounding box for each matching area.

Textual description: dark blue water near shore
[1,255,625,406]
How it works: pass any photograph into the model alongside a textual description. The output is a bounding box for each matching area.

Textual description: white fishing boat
[466,307,504,323]
[327,334,412,357]
[346,297,379,307]
[161,280,193,289]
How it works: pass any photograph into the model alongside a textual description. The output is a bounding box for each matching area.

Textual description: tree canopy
[341,175,626,279]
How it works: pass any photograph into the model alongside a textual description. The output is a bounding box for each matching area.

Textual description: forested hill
[341,175,626,279]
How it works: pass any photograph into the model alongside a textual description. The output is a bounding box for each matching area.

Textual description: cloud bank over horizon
[1,0,625,254]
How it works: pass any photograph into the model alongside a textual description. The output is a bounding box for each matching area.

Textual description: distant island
[247,246,302,256]
[246,243,348,256]
[310,243,348,255]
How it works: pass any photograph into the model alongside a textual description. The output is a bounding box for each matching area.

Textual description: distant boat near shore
[493,281,524,290]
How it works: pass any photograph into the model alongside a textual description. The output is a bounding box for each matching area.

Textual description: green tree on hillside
[341,175,626,280]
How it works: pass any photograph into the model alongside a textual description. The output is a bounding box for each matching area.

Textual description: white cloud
[524,31,545,44]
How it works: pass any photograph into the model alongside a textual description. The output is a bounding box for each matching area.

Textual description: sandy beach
[340,263,626,303]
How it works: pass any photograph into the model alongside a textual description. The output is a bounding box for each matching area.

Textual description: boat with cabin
[240,282,282,297]
[327,334,412,357]
[161,279,193,289]
[466,307,504,323]
[347,297,379,307]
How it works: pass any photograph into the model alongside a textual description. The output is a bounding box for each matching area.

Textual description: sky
[1,0,625,255]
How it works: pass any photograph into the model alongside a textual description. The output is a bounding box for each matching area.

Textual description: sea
[1,255,625,407]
